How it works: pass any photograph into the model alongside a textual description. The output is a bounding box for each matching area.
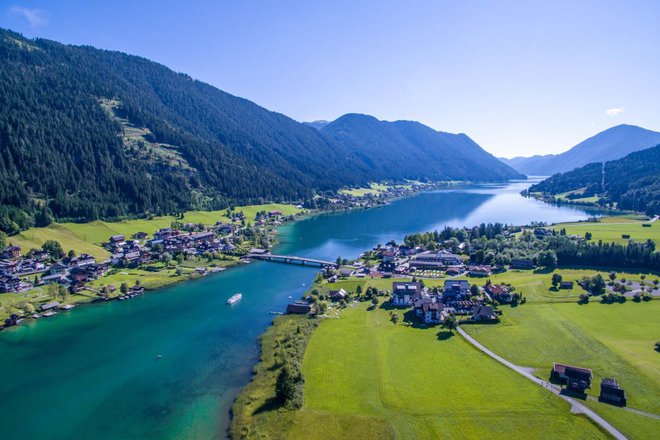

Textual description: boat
[227,293,242,305]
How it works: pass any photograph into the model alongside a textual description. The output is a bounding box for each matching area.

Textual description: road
[457,326,628,440]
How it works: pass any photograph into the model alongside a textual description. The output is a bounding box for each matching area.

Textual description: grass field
[7,203,303,258]
[463,299,660,438]
[286,303,605,439]
[485,268,658,303]
[551,216,659,245]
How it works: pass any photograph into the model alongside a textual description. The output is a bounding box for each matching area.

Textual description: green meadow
[234,302,606,439]
[296,303,604,439]
[551,216,659,245]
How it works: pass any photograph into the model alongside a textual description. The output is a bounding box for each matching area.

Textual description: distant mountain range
[0,28,521,233]
[319,114,524,181]
[500,125,660,176]
[528,145,660,215]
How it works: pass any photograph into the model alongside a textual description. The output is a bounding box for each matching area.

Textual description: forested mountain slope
[528,145,660,215]
[0,29,520,234]
[321,114,524,181]
[501,125,660,176]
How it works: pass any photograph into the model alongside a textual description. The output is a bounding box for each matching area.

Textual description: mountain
[303,120,330,130]
[320,114,525,181]
[501,125,660,176]
[0,28,519,234]
[528,145,660,215]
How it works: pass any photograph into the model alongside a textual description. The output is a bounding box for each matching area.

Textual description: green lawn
[463,300,660,438]
[551,216,659,245]
[286,303,604,439]
[485,268,658,303]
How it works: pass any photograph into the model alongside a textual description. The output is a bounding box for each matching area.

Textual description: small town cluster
[1,210,292,328]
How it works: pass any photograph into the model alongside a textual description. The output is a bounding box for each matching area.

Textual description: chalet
[109,235,126,244]
[338,268,353,278]
[484,284,512,303]
[468,265,491,277]
[559,281,574,289]
[192,231,215,242]
[40,301,60,312]
[392,282,422,306]
[269,210,283,217]
[329,288,348,301]
[445,266,464,276]
[413,298,443,324]
[154,228,174,241]
[1,246,21,260]
[250,248,269,255]
[381,249,396,262]
[0,275,21,293]
[41,274,68,285]
[133,232,148,239]
[471,305,495,321]
[130,285,145,294]
[443,280,470,302]
[551,363,593,392]
[599,378,627,406]
[286,302,312,314]
[511,259,534,270]
[67,254,96,268]
[0,260,18,275]
[48,262,69,275]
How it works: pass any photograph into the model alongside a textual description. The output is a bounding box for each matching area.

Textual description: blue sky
[2,1,659,158]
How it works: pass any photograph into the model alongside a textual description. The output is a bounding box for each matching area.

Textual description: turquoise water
[0,181,606,439]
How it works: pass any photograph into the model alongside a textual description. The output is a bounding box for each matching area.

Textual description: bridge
[247,253,337,268]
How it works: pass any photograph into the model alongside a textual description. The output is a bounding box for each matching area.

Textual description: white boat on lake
[227,293,242,305]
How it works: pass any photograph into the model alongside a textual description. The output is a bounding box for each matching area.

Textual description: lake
[0,180,607,439]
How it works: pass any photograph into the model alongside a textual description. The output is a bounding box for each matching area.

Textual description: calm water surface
[0,181,607,439]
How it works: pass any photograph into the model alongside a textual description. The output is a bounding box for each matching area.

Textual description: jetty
[247,252,337,268]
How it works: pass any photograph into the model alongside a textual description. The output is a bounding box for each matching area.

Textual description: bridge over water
[247,253,337,268]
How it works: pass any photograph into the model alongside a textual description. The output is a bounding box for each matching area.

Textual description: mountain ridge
[500,124,660,175]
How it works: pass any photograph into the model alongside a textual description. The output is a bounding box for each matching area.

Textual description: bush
[578,293,589,304]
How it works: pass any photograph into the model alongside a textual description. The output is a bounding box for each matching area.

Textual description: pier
[247,253,337,268]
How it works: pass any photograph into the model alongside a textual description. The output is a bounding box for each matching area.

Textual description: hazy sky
[2,1,659,158]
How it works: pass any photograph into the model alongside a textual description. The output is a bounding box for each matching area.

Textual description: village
[0,209,294,328]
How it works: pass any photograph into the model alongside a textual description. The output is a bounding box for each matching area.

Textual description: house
[41,274,68,285]
[329,288,348,301]
[484,284,512,303]
[48,262,69,275]
[109,234,126,244]
[413,298,443,324]
[0,275,21,293]
[133,231,148,239]
[445,266,464,276]
[559,281,574,289]
[443,280,470,302]
[154,228,174,241]
[250,248,269,255]
[40,301,61,311]
[511,259,534,270]
[468,265,491,277]
[269,210,283,217]
[130,285,145,294]
[599,378,627,406]
[551,363,593,392]
[391,282,422,306]
[286,302,312,314]
[1,246,21,260]
[471,305,495,321]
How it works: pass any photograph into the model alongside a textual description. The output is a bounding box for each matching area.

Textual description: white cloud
[9,6,48,28]
[605,107,625,116]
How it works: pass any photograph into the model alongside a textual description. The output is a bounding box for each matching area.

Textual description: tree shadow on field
[436,330,455,341]
[253,397,282,415]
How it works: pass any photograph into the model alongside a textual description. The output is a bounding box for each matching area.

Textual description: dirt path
[457,326,628,440]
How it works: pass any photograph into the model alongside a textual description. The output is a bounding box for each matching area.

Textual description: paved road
[457,327,628,440]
